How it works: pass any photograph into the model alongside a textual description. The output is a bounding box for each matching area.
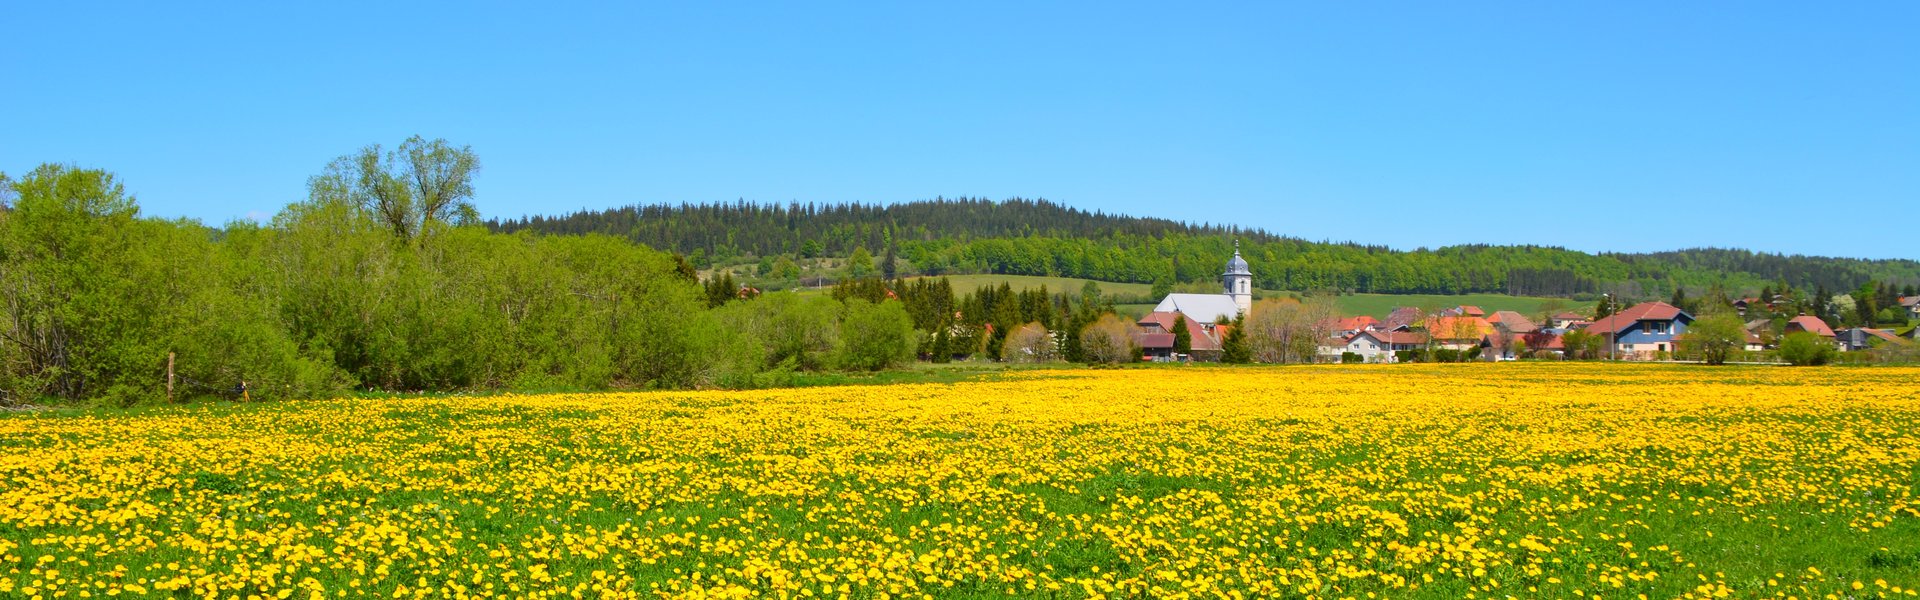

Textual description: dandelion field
[2,364,1919,599]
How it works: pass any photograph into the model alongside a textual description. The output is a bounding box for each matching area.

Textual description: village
[1135,246,1920,363]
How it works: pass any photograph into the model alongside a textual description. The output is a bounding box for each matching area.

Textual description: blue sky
[4,2,1915,258]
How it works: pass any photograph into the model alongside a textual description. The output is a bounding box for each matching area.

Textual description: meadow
[1,363,1917,599]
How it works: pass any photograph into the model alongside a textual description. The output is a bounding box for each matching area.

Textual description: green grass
[1333,292,1571,319]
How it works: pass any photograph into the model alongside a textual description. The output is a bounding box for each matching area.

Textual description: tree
[847,246,875,279]
[1778,332,1836,366]
[1171,313,1192,355]
[1151,276,1173,299]
[837,299,916,371]
[1003,323,1057,363]
[1220,316,1251,363]
[1669,285,1691,315]
[1680,312,1745,365]
[1079,314,1139,364]
[1594,296,1617,320]
[1854,281,1879,327]
[309,136,479,244]
[882,242,898,281]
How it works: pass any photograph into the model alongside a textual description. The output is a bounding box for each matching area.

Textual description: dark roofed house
[1137,333,1176,361]
[1835,328,1908,351]
[1581,301,1693,359]
[1902,296,1920,320]
[1487,310,1539,334]
[1383,307,1424,332]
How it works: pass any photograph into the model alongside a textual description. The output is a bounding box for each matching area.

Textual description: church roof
[1152,294,1242,326]
[1223,249,1251,276]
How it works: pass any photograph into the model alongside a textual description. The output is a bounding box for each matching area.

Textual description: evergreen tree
[882,241,898,281]
[1221,316,1251,364]
[1171,313,1192,355]
[1595,296,1616,319]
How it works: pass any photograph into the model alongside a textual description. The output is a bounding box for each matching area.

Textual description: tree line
[493,200,1920,298]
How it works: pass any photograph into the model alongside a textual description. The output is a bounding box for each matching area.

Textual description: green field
[1332,292,1572,319]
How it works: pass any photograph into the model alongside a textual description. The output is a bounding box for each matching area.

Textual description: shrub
[1341,352,1363,364]
[1778,332,1837,366]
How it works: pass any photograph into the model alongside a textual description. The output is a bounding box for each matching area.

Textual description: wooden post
[166,352,175,403]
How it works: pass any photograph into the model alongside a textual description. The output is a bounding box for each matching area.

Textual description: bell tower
[1223,240,1252,316]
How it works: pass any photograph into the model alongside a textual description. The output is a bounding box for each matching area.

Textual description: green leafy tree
[1680,312,1746,365]
[308,136,479,244]
[838,299,916,371]
[847,246,875,280]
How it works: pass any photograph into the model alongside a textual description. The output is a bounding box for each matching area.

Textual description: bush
[1341,352,1363,364]
[1778,332,1837,366]
[1394,350,1418,363]
[837,299,918,371]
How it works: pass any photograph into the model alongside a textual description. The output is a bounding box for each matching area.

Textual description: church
[1151,243,1253,324]
[1136,244,1253,360]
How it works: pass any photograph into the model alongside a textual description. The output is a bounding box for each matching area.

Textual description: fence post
[166,352,175,403]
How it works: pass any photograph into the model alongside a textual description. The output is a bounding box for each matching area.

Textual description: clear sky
[4,2,1915,259]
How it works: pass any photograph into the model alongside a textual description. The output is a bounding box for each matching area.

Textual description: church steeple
[1223,240,1252,315]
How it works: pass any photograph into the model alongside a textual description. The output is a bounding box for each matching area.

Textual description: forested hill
[487,198,1920,298]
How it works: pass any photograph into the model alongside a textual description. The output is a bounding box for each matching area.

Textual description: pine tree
[1171,313,1192,355]
[882,242,898,281]
[1221,316,1251,364]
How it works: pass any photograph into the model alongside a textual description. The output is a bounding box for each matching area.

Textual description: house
[1548,312,1588,330]
[1834,328,1908,352]
[1486,310,1539,334]
[1732,297,1760,317]
[1137,311,1223,358]
[1784,315,1835,339]
[1580,301,1693,359]
[1424,316,1496,350]
[1382,307,1424,332]
[1342,330,1428,363]
[1438,305,1487,318]
[1327,316,1380,336]
[1902,296,1920,320]
[1137,333,1176,361]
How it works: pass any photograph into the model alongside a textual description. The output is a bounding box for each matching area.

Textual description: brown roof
[1582,302,1687,336]
[1902,296,1920,308]
[1551,311,1586,320]
[1137,311,1222,351]
[1487,310,1539,333]
[1137,333,1175,349]
[1866,328,1907,344]
[1383,307,1424,331]
[1329,316,1379,331]
[1786,315,1835,338]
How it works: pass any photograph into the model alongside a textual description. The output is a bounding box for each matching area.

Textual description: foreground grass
[1,363,1917,598]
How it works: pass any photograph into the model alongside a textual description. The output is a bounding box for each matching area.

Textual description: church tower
[1223,241,1252,316]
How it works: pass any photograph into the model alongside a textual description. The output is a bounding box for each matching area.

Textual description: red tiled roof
[1581,302,1687,335]
[1383,307,1424,331]
[1786,315,1835,338]
[1551,311,1586,320]
[1458,305,1486,317]
[1866,328,1907,344]
[1424,316,1496,340]
[1326,316,1379,331]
